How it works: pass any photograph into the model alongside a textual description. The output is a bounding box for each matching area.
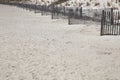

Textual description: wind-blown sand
[0,4,120,80]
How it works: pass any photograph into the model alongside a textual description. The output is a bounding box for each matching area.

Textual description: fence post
[111,8,114,25]
[68,9,72,25]
[41,5,44,15]
[56,6,59,17]
[51,4,54,19]
[101,10,105,36]
[75,7,78,18]
[34,1,37,13]
[63,7,65,16]
[80,7,82,17]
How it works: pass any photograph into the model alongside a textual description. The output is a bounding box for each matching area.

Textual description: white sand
[0,4,120,80]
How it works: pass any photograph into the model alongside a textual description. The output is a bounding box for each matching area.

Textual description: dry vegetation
[94,2,100,6]
[50,0,69,6]
[0,0,30,2]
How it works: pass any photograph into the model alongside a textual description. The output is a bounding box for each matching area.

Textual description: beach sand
[0,4,120,80]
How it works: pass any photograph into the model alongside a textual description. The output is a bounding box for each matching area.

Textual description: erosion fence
[51,5,68,19]
[0,2,52,15]
[101,8,120,35]
[68,7,102,25]
[0,2,120,36]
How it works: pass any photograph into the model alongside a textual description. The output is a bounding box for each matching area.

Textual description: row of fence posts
[0,2,120,36]
[51,5,67,19]
[68,7,83,25]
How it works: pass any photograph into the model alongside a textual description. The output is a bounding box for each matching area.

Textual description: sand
[0,4,120,80]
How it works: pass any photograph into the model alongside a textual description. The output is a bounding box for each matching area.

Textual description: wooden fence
[68,8,102,25]
[101,8,120,35]
[1,2,120,36]
[51,5,68,19]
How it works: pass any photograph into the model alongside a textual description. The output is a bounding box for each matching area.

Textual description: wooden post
[101,10,105,36]
[111,8,114,25]
[51,4,54,19]
[41,5,44,15]
[63,6,65,16]
[80,7,82,17]
[34,0,37,13]
[68,9,71,25]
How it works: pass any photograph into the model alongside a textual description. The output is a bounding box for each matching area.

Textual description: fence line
[1,2,120,36]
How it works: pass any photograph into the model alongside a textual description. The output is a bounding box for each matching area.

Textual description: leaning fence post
[111,8,114,25]
[101,10,105,36]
